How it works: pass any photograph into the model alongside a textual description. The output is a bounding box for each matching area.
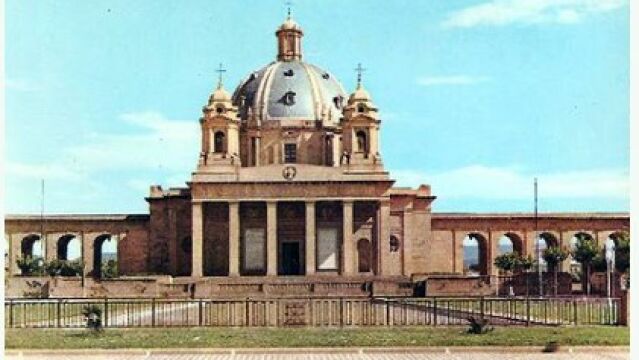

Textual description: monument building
[4,16,629,298]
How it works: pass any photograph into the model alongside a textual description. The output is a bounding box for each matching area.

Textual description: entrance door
[281,242,301,275]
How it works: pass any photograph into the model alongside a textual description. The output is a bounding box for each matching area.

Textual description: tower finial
[286,0,293,20]
[355,63,366,89]
[215,63,227,89]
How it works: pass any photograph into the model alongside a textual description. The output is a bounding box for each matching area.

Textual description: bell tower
[341,64,384,171]
[197,64,241,173]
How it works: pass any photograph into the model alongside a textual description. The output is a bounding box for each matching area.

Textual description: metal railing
[4,296,620,328]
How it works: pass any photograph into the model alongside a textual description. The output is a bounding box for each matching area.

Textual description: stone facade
[3,16,630,298]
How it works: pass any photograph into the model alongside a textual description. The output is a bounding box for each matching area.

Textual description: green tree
[514,255,535,297]
[571,234,599,295]
[542,246,569,296]
[613,232,630,274]
[493,252,520,274]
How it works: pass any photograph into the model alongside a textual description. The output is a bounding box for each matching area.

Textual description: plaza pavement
[4,347,630,360]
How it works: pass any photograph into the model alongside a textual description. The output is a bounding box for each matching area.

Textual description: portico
[190,195,391,279]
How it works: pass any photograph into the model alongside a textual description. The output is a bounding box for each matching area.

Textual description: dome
[210,85,231,102]
[232,60,347,125]
[278,18,302,32]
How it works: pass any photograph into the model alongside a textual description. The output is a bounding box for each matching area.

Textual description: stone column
[377,200,391,275]
[191,202,204,278]
[229,202,240,276]
[45,233,57,262]
[342,201,354,275]
[266,201,277,276]
[255,137,261,166]
[305,201,316,275]
[82,233,96,277]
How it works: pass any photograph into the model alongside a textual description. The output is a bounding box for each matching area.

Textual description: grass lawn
[5,326,629,349]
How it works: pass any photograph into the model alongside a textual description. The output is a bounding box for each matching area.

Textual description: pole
[535,178,542,297]
[40,179,45,258]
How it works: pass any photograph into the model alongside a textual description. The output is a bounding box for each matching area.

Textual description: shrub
[16,256,45,276]
[466,316,493,334]
[44,259,83,277]
[82,304,103,332]
[101,260,118,279]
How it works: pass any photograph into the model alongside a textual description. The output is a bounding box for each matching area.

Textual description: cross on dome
[355,63,366,88]
[215,63,227,89]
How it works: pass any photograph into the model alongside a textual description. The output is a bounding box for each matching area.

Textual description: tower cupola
[276,12,303,61]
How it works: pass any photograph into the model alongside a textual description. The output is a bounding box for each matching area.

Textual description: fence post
[9,300,14,328]
[572,299,578,325]
[339,297,344,327]
[56,299,62,328]
[385,299,390,326]
[104,298,109,327]
[480,297,485,319]
[244,299,249,326]
[433,298,438,326]
[151,298,156,327]
[198,299,203,326]
[526,297,531,326]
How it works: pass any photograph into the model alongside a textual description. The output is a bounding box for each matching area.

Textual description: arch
[607,231,628,247]
[357,238,372,273]
[389,235,400,253]
[57,235,81,261]
[214,131,226,153]
[498,233,523,255]
[536,232,559,272]
[92,234,116,278]
[21,234,42,259]
[463,233,488,276]
[355,130,367,153]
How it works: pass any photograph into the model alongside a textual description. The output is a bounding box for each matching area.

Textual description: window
[214,131,226,153]
[284,143,297,163]
[390,236,400,252]
[356,130,367,153]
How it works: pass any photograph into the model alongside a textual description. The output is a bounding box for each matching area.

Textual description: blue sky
[5,0,629,214]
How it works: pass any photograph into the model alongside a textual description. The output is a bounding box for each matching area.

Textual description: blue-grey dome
[232,60,347,125]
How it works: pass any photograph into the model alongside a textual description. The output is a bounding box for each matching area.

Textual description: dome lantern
[276,12,303,61]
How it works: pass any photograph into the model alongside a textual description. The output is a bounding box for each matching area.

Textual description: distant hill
[101,252,117,262]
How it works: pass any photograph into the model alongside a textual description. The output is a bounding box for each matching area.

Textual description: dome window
[357,104,365,113]
[216,106,224,114]
[281,91,297,106]
[333,95,344,109]
[283,69,294,77]
[322,73,330,79]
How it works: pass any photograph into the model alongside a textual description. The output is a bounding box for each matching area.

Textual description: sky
[5,0,630,215]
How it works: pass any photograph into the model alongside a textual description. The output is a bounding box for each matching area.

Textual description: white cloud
[416,75,491,86]
[392,165,628,200]
[6,111,198,185]
[63,111,198,172]
[442,0,627,28]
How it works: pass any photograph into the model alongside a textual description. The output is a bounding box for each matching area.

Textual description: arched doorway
[357,238,372,273]
[93,234,116,278]
[463,233,488,275]
[536,232,558,272]
[57,235,81,261]
[21,235,42,259]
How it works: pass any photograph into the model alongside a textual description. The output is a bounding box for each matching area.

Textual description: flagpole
[535,178,542,297]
